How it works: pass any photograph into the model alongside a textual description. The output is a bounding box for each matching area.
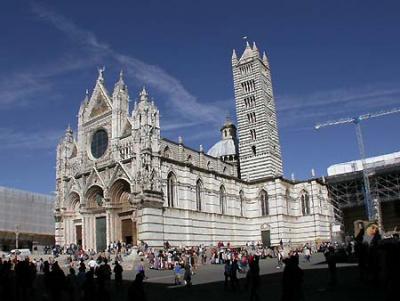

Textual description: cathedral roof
[207,139,237,158]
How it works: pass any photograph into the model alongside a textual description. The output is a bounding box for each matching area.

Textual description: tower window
[241,80,255,93]
[250,129,256,140]
[251,145,256,156]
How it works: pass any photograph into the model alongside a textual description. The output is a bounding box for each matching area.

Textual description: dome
[207,139,237,158]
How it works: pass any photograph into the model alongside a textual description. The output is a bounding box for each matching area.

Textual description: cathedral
[55,42,335,251]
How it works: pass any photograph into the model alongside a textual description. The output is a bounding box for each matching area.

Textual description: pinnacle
[66,124,73,134]
[139,86,148,101]
[252,41,258,51]
[232,49,237,60]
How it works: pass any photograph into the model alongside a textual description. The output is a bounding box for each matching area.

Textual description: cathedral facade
[55,42,335,251]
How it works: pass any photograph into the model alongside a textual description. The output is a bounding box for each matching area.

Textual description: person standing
[113,261,123,287]
[224,260,231,289]
[183,264,192,287]
[281,255,304,301]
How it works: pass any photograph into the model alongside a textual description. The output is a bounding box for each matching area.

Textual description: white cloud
[0,54,101,110]
[0,127,63,151]
[31,2,227,125]
[277,84,400,129]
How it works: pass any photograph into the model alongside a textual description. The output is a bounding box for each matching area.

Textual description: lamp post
[15,224,20,249]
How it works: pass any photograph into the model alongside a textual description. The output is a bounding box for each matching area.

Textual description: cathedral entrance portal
[96,217,107,251]
[121,219,137,245]
[261,230,271,247]
[75,225,82,246]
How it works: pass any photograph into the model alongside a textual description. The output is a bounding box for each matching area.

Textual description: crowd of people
[1,225,399,301]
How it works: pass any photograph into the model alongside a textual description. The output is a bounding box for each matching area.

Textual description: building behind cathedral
[55,42,335,251]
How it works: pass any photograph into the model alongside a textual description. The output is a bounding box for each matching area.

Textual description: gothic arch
[260,189,269,216]
[85,185,104,210]
[66,191,80,212]
[167,172,177,207]
[196,179,203,211]
[163,146,172,159]
[109,178,131,205]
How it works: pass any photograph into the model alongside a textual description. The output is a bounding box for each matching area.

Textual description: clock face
[91,129,108,159]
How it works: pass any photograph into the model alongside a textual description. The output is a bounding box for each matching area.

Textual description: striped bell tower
[232,41,283,181]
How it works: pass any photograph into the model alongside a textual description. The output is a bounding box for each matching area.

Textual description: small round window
[91,129,108,159]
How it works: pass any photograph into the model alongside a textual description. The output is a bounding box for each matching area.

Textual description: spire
[114,69,127,92]
[81,89,89,106]
[252,41,258,51]
[232,49,237,60]
[224,113,233,126]
[252,41,260,58]
[262,51,269,68]
[139,86,148,102]
[66,124,73,134]
[240,41,255,61]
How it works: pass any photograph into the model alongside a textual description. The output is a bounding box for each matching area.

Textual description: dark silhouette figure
[114,261,123,286]
[48,261,66,301]
[325,246,337,286]
[83,268,97,301]
[183,264,192,287]
[224,260,231,289]
[230,259,240,291]
[247,256,260,301]
[281,255,304,301]
[128,272,147,301]
[66,267,78,301]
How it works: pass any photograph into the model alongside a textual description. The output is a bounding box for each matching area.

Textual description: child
[174,263,182,285]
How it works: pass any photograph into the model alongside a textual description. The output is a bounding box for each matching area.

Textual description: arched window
[239,190,244,217]
[196,179,202,211]
[220,185,226,214]
[163,146,171,158]
[301,190,310,215]
[285,188,290,215]
[260,190,269,216]
[167,172,177,207]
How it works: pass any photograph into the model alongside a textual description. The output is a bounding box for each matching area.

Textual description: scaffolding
[0,186,55,249]
[326,162,400,235]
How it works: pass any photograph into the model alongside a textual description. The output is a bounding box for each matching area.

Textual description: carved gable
[89,93,110,118]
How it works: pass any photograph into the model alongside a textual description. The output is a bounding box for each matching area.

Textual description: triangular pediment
[89,92,110,118]
[108,162,132,187]
[121,121,132,138]
[84,168,105,191]
[85,80,112,121]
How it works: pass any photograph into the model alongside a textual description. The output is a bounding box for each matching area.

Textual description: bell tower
[232,41,283,180]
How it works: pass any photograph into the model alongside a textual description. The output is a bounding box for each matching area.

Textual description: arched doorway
[85,185,106,252]
[261,223,271,247]
[66,192,82,246]
[109,179,137,245]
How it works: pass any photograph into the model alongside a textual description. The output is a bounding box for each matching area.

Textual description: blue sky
[1,0,399,194]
